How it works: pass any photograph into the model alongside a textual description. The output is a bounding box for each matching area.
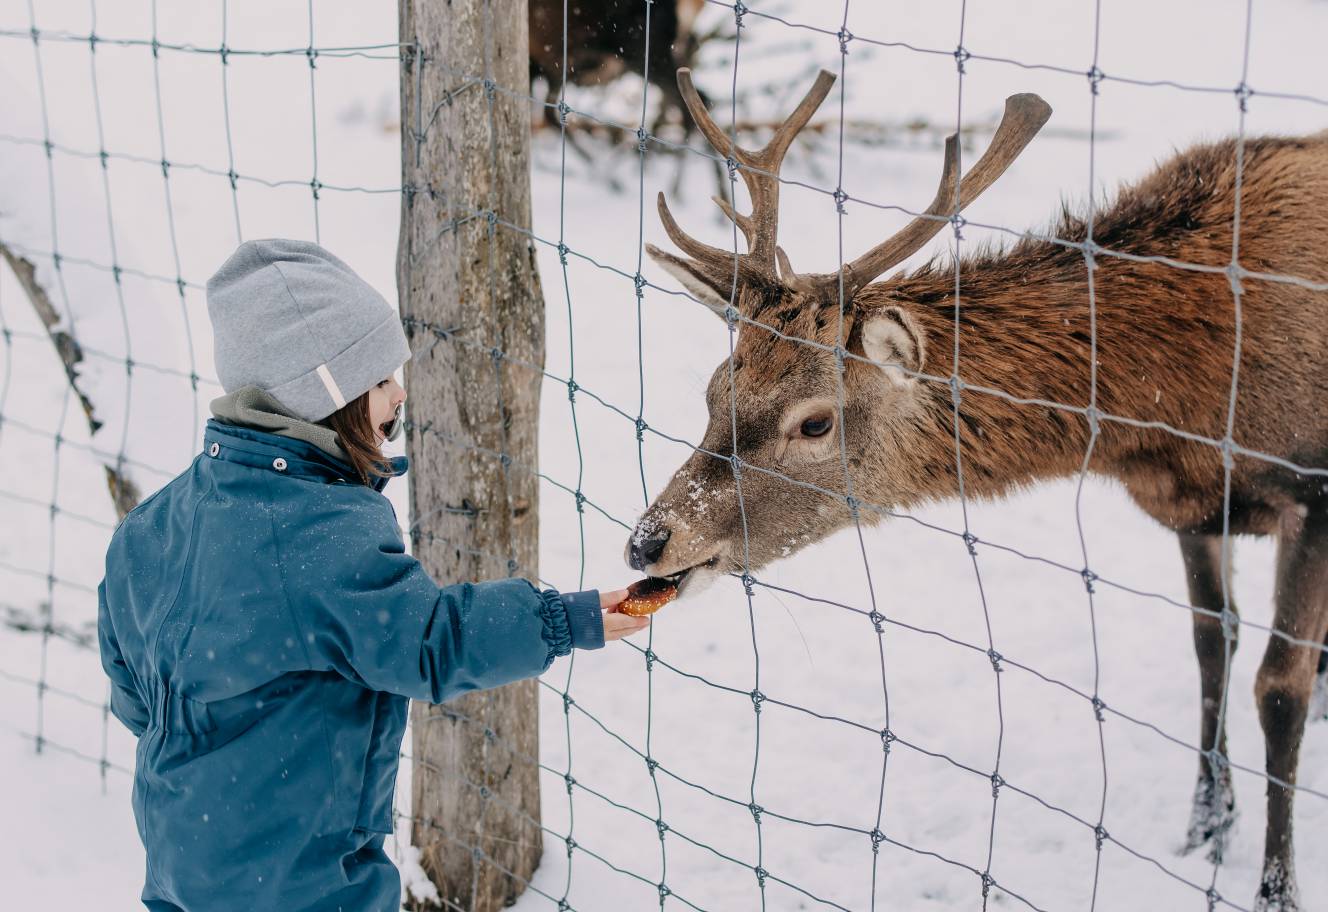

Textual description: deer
[528,0,707,135]
[626,66,1328,911]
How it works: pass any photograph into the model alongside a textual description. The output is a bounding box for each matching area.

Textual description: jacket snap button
[273,457,288,472]
[208,442,220,457]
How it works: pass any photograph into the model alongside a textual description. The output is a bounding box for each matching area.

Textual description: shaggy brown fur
[633,124,1328,911]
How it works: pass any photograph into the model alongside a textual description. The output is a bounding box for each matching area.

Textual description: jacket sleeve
[274,494,600,702]
[97,578,149,738]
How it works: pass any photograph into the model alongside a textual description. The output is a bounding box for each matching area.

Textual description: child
[98,238,647,911]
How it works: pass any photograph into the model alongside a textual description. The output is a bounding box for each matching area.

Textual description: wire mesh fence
[2,0,1326,910]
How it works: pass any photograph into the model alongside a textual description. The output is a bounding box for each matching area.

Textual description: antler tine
[656,192,765,285]
[712,195,755,247]
[672,67,837,278]
[840,93,1052,297]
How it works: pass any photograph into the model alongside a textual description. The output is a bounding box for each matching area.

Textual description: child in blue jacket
[97,239,648,911]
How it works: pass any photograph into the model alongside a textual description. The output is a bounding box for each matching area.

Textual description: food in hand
[618,576,678,617]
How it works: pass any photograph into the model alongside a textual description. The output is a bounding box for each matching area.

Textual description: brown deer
[627,67,1328,911]
[528,0,707,135]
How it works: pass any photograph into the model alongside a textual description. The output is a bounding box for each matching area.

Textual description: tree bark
[397,1,545,910]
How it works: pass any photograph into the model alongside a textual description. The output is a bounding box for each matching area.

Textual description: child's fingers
[599,588,630,611]
[603,613,651,640]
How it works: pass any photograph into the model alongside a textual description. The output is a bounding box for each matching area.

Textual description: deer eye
[799,416,833,438]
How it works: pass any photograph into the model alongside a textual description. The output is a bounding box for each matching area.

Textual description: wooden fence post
[397,1,545,908]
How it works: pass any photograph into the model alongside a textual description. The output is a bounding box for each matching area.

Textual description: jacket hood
[210,385,351,464]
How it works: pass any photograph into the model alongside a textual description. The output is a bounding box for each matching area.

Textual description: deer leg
[1177,532,1239,863]
[1252,508,1328,912]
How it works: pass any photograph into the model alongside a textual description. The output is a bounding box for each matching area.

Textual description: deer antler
[657,67,837,286]
[835,94,1052,298]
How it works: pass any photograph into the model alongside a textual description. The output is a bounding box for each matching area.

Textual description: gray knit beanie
[206,238,411,423]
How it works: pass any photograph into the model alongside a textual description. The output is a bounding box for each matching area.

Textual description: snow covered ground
[2,0,1326,909]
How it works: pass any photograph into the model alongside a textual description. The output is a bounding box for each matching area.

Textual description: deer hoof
[1254,858,1300,912]
[1180,771,1236,864]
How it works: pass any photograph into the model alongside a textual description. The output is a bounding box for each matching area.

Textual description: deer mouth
[659,554,722,599]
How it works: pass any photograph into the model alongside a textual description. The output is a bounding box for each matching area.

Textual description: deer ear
[646,244,734,321]
[859,305,925,386]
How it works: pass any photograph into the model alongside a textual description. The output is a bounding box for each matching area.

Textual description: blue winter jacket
[97,418,603,911]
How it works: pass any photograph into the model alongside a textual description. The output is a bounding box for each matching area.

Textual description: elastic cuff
[535,588,572,662]
[561,590,605,651]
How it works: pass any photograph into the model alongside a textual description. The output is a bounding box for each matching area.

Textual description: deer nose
[629,529,671,570]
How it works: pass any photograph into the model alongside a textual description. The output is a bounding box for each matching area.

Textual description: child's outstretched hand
[598,588,650,641]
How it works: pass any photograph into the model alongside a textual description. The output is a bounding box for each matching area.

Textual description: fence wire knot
[869,610,885,633]
[566,378,579,400]
[563,772,576,793]
[1219,436,1236,471]
[656,818,669,839]
[750,689,766,713]
[645,755,660,773]
[219,43,230,64]
[635,416,647,441]
[953,45,971,72]
[987,648,1003,672]
[1219,607,1237,641]
[833,186,848,214]
[741,572,755,596]
[881,728,896,753]
[1094,824,1109,850]
[1087,65,1104,95]
[948,373,965,405]
[754,865,769,887]
[557,241,569,265]
[634,271,647,298]
[732,1,747,28]
[724,304,740,329]
[1206,886,1222,911]
[748,802,763,823]
[573,489,586,513]
[1091,695,1107,722]
[557,900,570,912]
[87,31,99,52]
[980,870,996,897]
[837,28,853,55]
[564,835,577,856]
[1081,567,1097,593]
[305,46,318,68]
[562,692,574,712]
[869,828,885,853]
[658,883,672,898]
[1234,81,1253,112]
[636,126,650,153]
[556,100,570,124]
[644,647,657,670]
[990,772,1005,797]
[962,530,978,556]
[833,345,847,373]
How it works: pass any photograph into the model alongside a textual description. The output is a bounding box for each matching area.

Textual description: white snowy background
[1,1,1326,910]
